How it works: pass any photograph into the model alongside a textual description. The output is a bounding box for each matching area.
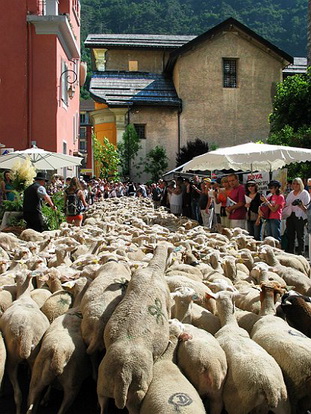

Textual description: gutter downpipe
[27,21,33,148]
[177,102,182,157]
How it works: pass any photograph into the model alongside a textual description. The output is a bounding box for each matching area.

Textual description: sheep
[273,249,310,276]
[0,331,6,391]
[0,285,15,317]
[19,229,48,242]
[80,259,131,356]
[39,270,74,323]
[174,321,227,414]
[171,287,221,335]
[259,246,311,295]
[165,275,217,315]
[0,232,21,251]
[26,277,91,414]
[0,272,50,414]
[250,262,287,286]
[251,282,311,413]
[30,288,52,308]
[98,242,172,414]
[139,319,206,414]
[210,290,290,414]
[280,291,311,337]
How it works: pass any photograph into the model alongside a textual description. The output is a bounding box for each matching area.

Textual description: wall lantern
[60,69,78,100]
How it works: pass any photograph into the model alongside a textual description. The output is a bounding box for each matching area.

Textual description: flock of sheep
[0,196,310,414]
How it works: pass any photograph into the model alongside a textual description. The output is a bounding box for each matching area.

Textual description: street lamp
[60,69,77,100]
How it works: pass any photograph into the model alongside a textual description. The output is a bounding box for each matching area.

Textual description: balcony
[27,12,80,60]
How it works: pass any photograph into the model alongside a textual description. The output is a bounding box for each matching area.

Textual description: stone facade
[129,106,179,182]
[173,29,286,148]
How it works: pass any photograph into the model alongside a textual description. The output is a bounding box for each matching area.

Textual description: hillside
[80,0,308,58]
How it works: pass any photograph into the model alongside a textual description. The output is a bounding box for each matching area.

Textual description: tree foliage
[117,124,141,179]
[176,138,210,167]
[80,0,307,60]
[144,146,168,182]
[268,68,311,178]
[92,135,120,180]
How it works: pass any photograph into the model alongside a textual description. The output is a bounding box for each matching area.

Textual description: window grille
[223,59,237,88]
[134,124,146,140]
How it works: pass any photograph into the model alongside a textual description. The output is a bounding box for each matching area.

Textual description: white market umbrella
[182,142,311,172]
[0,146,83,171]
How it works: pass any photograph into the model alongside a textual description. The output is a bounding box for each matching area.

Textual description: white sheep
[139,319,206,414]
[26,278,91,414]
[0,331,6,391]
[251,282,311,413]
[98,242,172,414]
[259,246,311,295]
[171,287,221,335]
[0,272,50,414]
[80,259,131,355]
[174,321,227,414]
[211,290,290,414]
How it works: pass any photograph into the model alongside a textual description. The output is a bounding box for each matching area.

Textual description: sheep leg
[98,395,109,414]
[209,397,224,414]
[40,386,52,406]
[97,393,109,414]
[6,358,22,414]
[273,399,292,414]
[57,385,80,414]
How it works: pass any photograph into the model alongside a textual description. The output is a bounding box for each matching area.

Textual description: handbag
[259,203,270,219]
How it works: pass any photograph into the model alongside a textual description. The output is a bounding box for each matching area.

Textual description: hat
[246,180,257,185]
[268,180,281,188]
[203,178,211,182]
[34,172,48,182]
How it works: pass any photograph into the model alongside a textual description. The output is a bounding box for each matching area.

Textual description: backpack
[65,190,82,216]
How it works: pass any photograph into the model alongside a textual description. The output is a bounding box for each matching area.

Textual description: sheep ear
[285,285,296,291]
[179,332,193,342]
[205,291,219,300]
[62,280,76,289]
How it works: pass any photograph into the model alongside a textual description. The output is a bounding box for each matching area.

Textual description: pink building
[0,0,81,157]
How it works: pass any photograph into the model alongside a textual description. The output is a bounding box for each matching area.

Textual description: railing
[37,1,46,16]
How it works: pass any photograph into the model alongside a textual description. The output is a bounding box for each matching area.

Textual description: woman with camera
[259,180,285,242]
[244,180,261,240]
[284,177,310,255]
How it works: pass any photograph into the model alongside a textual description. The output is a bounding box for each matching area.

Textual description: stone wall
[173,29,285,148]
[129,106,179,182]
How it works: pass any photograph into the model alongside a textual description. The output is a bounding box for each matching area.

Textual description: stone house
[85,17,292,181]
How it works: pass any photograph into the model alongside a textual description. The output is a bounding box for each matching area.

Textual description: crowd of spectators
[1,170,311,260]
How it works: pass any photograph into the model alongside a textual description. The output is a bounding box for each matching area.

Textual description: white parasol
[182,142,311,172]
[0,146,83,171]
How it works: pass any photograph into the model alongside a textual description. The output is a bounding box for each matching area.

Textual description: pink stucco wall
[0,0,80,156]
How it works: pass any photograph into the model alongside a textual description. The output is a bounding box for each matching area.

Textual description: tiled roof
[283,57,307,75]
[85,34,196,49]
[89,72,181,107]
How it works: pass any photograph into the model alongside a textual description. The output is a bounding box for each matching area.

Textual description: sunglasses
[247,184,255,187]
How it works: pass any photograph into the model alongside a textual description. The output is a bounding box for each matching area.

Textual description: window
[80,112,89,124]
[134,124,146,139]
[61,61,69,105]
[223,59,237,88]
[129,60,138,71]
[79,127,87,152]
